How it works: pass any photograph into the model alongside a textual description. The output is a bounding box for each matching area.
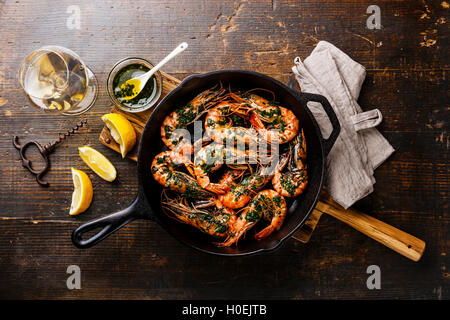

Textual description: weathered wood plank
[0,0,447,299]
[0,220,447,299]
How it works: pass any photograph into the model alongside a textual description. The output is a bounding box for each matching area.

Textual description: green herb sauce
[113,63,157,108]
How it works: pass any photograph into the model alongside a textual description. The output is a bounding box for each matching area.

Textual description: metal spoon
[120,42,188,100]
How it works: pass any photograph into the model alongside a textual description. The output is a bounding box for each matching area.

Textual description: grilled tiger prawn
[151,151,212,199]
[272,129,308,197]
[219,165,274,209]
[161,85,226,154]
[231,93,299,144]
[193,143,263,194]
[218,189,287,246]
[253,189,288,240]
[204,101,259,146]
[162,194,237,238]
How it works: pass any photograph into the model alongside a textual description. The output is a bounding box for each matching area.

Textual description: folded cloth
[292,41,394,208]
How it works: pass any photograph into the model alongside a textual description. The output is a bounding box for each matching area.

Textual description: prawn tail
[215,224,245,247]
[254,225,276,241]
[215,231,243,247]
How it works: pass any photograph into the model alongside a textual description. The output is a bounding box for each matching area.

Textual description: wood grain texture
[317,193,426,262]
[0,0,448,299]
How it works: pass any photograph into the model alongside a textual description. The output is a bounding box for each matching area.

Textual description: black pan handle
[72,197,143,249]
[297,92,340,157]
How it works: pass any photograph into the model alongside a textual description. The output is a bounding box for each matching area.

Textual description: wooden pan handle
[316,196,426,262]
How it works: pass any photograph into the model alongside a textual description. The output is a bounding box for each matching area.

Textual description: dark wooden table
[0,0,448,299]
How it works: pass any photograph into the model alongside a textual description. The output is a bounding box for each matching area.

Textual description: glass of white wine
[18,46,98,115]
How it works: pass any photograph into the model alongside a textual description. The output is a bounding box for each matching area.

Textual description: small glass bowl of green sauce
[107,57,162,113]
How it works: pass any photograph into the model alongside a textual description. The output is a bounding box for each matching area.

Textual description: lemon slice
[78,146,117,182]
[101,113,136,158]
[48,101,63,110]
[70,168,93,215]
[63,100,71,110]
[71,93,84,102]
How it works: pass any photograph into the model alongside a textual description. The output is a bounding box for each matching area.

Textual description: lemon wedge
[48,101,63,110]
[71,93,84,102]
[63,100,71,110]
[101,113,136,158]
[70,168,93,215]
[78,146,117,182]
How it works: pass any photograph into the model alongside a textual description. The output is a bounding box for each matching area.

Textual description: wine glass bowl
[18,46,98,115]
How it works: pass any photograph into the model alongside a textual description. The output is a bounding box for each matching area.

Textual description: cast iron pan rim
[136,69,327,257]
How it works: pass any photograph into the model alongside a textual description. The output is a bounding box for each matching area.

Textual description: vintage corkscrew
[13,119,87,187]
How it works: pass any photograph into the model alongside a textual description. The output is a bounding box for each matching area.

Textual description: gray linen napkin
[292,41,394,208]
